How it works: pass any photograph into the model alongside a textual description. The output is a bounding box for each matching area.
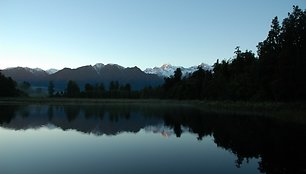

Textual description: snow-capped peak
[144,63,212,77]
[145,64,178,77]
[93,63,105,74]
[46,68,58,74]
[161,64,173,69]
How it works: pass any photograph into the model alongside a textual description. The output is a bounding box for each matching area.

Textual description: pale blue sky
[0,0,305,70]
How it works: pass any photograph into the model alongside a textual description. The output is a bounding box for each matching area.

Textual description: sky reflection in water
[0,104,305,174]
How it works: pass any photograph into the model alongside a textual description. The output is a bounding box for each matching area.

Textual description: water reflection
[0,104,306,174]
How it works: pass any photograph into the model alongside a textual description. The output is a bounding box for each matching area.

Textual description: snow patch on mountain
[108,63,124,70]
[46,69,58,74]
[144,64,180,77]
[93,63,105,74]
[144,63,213,77]
[24,67,44,74]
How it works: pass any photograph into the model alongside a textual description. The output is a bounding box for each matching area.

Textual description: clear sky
[0,0,305,70]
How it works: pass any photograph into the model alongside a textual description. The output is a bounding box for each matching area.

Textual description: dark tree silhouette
[65,80,80,98]
[48,81,55,97]
[84,83,94,98]
[0,72,20,97]
[174,68,182,82]
[160,6,305,101]
[257,6,306,101]
[109,81,119,98]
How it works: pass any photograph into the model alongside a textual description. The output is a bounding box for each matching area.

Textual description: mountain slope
[1,63,212,91]
[1,64,164,90]
[1,67,49,86]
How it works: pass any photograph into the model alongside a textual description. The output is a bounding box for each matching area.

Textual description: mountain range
[0,63,212,91]
[144,63,212,77]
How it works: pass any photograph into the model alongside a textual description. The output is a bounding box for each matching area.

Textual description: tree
[84,83,94,98]
[109,81,119,98]
[207,59,230,100]
[229,49,258,100]
[66,80,80,98]
[174,68,182,82]
[257,6,306,101]
[0,72,19,97]
[276,6,306,101]
[163,68,182,97]
[257,16,281,100]
[122,83,132,98]
[48,81,55,97]
[97,83,105,98]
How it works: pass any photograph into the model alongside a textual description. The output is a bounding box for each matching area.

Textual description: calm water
[0,104,305,174]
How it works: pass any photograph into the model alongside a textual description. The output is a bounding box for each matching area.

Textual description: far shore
[1,97,305,117]
[1,97,306,125]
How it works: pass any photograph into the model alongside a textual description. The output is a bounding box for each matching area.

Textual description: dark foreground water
[0,104,305,174]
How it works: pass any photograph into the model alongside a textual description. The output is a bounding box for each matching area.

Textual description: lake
[0,104,305,174]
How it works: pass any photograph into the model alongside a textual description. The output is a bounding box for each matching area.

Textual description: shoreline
[0,97,305,111]
[1,97,305,124]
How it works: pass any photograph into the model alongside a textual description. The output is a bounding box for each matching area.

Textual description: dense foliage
[163,6,306,101]
[61,80,154,99]
[257,6,306,101]
[0,72,20,97]
[162,48,259,100]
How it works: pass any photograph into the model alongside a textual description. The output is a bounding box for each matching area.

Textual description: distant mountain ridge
[1,63,164,90]
[1,63,212,91]
[1,67,49,87]
[144,63,212,77]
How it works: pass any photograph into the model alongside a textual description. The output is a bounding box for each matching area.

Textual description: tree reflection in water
[0,104,305,173]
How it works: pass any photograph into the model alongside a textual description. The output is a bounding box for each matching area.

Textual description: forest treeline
[0,73,24,97]
[163,6,306,101]
[1,6,305,102]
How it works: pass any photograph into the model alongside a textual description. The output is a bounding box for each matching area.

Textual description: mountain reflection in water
[0,104,306,174]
